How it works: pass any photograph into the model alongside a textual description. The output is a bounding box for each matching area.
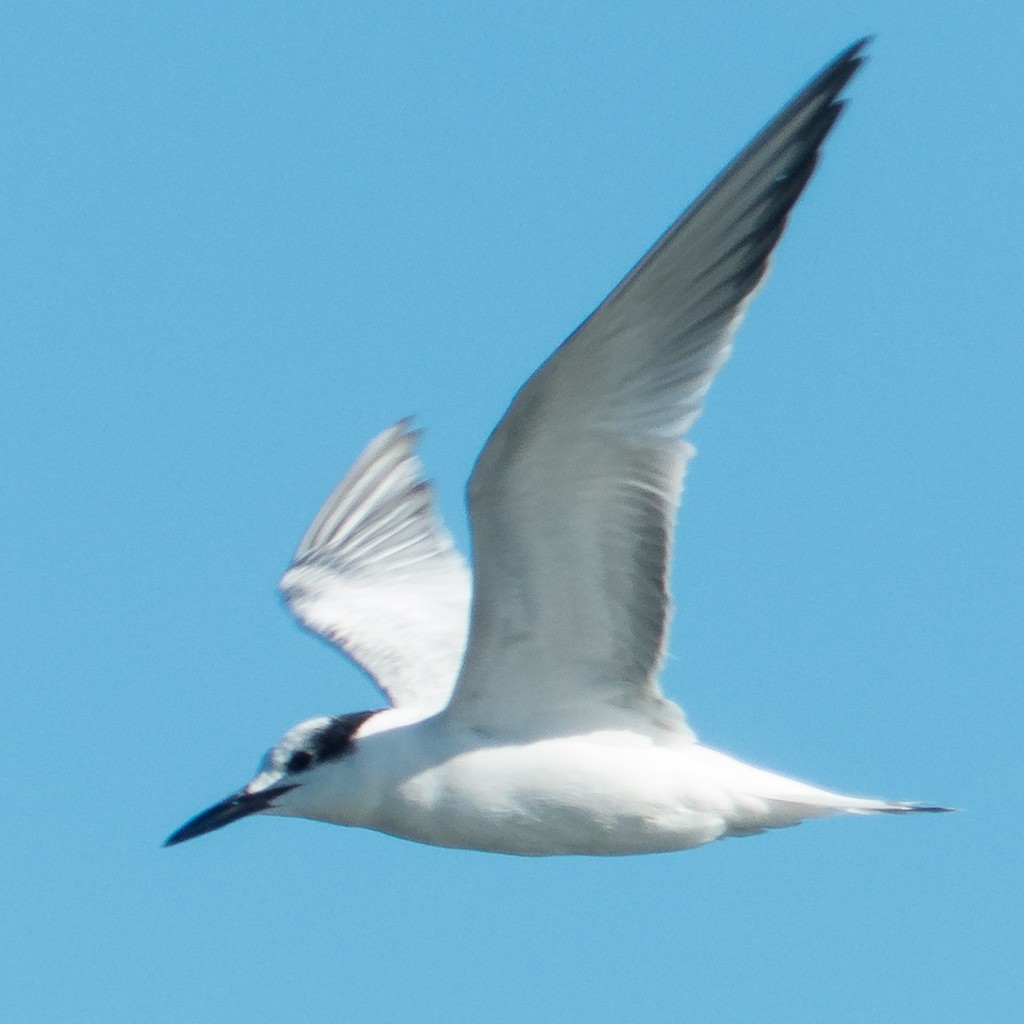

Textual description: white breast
[353,724,741,855]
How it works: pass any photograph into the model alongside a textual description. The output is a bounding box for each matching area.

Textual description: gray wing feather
[280,421,471,710]
[446,42,867,732]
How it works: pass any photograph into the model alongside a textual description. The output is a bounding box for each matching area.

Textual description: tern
[166,39,949,855]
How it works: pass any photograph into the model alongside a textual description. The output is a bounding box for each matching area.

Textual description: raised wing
[280,421,471,711]
[445,41,867,733]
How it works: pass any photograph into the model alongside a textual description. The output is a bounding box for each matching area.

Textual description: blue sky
[3,2,1021,1021]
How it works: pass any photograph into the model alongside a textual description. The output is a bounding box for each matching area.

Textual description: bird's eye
[286,750,313,773]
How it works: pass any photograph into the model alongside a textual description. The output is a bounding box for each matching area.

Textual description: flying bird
[166,39,949,855]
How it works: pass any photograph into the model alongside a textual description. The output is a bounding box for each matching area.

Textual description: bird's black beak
[163,784,297,847]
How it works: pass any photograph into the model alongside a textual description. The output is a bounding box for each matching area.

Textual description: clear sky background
[3,3,1021,1022]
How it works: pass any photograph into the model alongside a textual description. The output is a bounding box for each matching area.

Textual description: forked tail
[846,799,953,815]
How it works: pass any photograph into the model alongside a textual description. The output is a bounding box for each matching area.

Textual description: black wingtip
[831,36,873,73]
[845,35,874,57]
[803,36,872,107]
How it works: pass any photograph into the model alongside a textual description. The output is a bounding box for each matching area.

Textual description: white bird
[166,39,948,855]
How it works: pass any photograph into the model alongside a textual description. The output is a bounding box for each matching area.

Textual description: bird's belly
[370,739,733,856]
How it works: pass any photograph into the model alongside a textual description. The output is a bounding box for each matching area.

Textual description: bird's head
[164,710,379,847]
